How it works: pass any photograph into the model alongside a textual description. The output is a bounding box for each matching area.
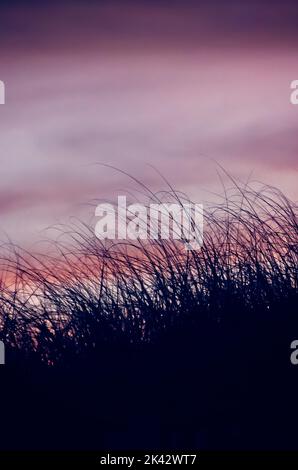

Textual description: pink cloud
[0,2,297,246]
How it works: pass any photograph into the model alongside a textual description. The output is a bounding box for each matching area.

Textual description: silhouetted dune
[0,181,297,450]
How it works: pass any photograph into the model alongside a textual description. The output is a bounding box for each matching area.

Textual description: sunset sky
[0,0,297,247]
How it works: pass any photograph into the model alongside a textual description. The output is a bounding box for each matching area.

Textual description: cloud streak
[0,1,297,245]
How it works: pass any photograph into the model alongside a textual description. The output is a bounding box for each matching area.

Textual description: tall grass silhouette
[0,176,297,450]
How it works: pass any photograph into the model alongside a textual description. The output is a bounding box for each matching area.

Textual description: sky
[0,1,297,247]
